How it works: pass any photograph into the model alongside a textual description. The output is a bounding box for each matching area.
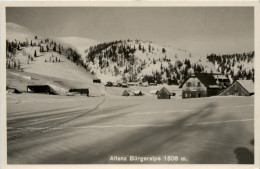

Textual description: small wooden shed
[69,88,89,96]
[105,81,113,87]
[122,83,128,88]
[6,87,22,94]
[133,90,143,96]
[93,79,101,83]
[122,90,130,96]
[27,85,58,95]
[157,87,171,99]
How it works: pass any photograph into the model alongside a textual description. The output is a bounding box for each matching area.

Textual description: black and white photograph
[1,2,259,167]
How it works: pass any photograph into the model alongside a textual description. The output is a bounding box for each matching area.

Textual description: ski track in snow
[7,96,107,141]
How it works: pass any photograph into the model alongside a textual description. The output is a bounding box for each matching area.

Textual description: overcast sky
[6,7,254,57]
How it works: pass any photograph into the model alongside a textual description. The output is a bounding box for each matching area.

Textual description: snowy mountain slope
[207,52,254,83]
[84,39,218,84]
[6,23,218,86]
[8,22,253,89]
[7,22,98,61]
[6,23,105,96]
[6,22,45,43]
[7,46,105,96]
[54,36,99,59]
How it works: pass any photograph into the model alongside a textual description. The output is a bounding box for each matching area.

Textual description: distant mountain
[6,22,46,43]
[6,23,98,60]
[53,36,99,60]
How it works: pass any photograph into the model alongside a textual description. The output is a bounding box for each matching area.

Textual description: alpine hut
[122,90,130,96]
[105,81,113,87]
[218,80,254,96]
[27,85,58,95]
[6,86,22,94]
[93,79,101,83]
[122,83,128,88]
[179,73,228,99]
[69,88,89,96]
[133,90,143,96]
[157,87,171,99]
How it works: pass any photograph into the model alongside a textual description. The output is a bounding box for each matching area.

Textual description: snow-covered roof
[158,87,171,95]
[40,43,47,46]
[133,90,141,94]
[122,90,130,94]
[237,80,254,94]
[139,77,144,81]
[180,73,217,88]
[149,90,158,94]
[208,85,221,88]
[128,82,139,84]
[213,74,228,80]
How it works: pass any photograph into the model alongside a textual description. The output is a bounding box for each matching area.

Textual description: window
[186,82,191,87]
[198,82,201,87]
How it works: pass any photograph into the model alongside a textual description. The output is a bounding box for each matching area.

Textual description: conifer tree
[142,46,145,53]
[58,44,61,54]
[162,48,166,54]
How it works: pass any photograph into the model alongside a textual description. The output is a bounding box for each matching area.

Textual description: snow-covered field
[7,94,254,164]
